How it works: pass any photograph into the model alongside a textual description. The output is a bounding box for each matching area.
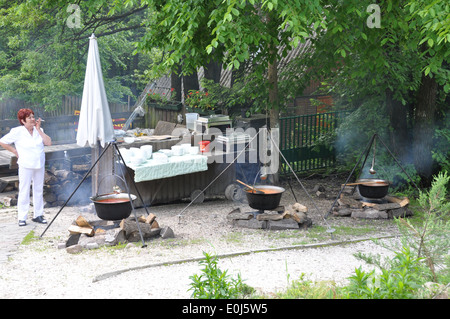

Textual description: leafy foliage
[0,0,152,110]
[432,114,450,173]
[188,251,252,299]
[345,247,426,299]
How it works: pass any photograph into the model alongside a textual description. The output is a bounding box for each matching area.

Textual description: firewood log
[68,225,95,237]
[119,218,160,240]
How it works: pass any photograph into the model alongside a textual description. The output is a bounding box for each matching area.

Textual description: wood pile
[332,192,412,219]
[43,167,91,207]
[0,193,18,207]
[227,203,312,230]
[119,213,161,242]
[63,213,175,253]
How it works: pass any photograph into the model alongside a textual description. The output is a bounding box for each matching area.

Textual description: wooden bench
[0,175,19,192]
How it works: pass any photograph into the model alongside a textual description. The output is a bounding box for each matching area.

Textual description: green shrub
[188,251,254,299]
[344,246,426,299]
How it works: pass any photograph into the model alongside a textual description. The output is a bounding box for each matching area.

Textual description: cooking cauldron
[244,185,285,211]
[357,179,390,199]
[90,193,137,220]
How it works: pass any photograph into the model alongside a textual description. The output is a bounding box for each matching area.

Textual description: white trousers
[17,166,45,221]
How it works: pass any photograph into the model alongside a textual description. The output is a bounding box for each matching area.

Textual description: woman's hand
[36,118,43,130]
[36,119,52,146]
[0,141,19,158]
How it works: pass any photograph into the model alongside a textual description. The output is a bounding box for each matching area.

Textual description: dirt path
[0,176,402,298]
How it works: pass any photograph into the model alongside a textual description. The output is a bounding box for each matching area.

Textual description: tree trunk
[266,10,279,130]
[203,59,222,84]
[182,72,199,97]
[170,65,183,117]
[230,61,245,88]
[170,65,182,102]
[267,47,279,183]
[266,11,280,183]
[268,59,279,129]
[182,69,199,115]
[413,73,437,183]
[386,88,410,162]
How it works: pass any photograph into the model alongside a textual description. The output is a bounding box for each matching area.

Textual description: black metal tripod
[40,140,150,248]
[325,133,421,218]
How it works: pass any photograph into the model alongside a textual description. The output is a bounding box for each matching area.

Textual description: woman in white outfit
[0,108,52,226]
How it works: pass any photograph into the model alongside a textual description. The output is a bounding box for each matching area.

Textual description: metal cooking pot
[357,179,390,199]
[90,193,137,221]
[244,185,285,211]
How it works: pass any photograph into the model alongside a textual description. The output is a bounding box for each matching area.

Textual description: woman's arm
[36,119,52,146]
[0,141,19,158]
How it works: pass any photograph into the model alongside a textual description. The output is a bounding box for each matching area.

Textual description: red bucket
[199,140,210,153]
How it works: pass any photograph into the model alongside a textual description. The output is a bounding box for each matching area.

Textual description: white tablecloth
[126,154,208,183]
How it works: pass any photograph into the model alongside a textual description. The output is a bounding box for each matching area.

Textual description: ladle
[343,181,388,186]
[236,180,264,194]
[369,139,377,174]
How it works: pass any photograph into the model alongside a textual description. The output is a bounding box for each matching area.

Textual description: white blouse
[0,126,45,169]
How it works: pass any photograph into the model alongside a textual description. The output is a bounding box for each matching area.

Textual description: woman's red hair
[17,108,34,126]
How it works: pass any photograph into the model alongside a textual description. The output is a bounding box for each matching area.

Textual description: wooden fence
[0,96,142,143]
[0,112,144,144]
[1,96,348,174]
[0,96,130,120]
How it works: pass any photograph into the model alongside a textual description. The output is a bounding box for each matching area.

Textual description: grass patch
[223,231,246,244]
[333,225,378,237]
[275,274,340,299]
[21,230,38,245]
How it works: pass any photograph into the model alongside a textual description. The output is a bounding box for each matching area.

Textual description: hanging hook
[369,139,377,174]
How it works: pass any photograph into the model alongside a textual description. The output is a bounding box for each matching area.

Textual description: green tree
[0,0,152,110]
[137,0,326,128]
[289,0,449,182]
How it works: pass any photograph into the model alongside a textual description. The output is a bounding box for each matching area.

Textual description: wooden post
[91,142,114,196]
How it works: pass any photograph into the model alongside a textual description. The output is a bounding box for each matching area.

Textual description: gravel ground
[0,176,402,299]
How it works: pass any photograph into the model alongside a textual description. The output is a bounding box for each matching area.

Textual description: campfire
[62,213,174,253]
[227,202,312,230]
[331,185,412,219]
[328,133,418,220]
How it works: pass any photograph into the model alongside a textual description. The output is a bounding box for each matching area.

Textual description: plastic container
[185,113,199,130]
[199,140,210,153]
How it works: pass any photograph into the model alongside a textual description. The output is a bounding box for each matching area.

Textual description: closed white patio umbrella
[76,34,115,196]
[76,33,114,148]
